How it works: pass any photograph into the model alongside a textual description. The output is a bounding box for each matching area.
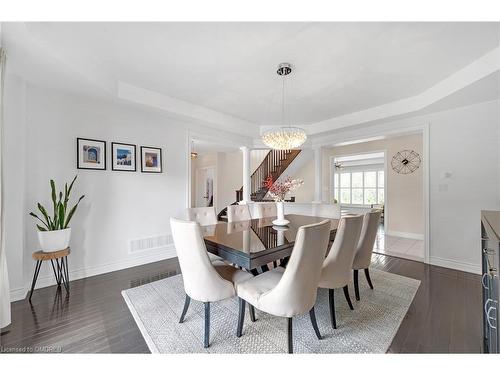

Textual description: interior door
[195,167,215,207]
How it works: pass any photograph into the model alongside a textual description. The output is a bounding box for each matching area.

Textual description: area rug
[122,269,420,353]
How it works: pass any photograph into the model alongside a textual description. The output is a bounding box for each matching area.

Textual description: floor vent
[129,234,173,253]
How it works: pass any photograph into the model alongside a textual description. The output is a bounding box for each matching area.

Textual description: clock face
[391,150,421,174]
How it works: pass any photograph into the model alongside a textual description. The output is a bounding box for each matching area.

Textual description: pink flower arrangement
[263,175,304,202]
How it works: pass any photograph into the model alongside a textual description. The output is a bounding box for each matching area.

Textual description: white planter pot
[38,228,71,253]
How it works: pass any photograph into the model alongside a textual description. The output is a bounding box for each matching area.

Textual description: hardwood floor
[0,254,482,353]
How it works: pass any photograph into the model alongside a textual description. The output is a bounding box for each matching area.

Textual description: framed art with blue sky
[112,142,136,172]
[77,138,106,170]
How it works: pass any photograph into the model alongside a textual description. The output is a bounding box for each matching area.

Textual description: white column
[313,146,323,203]
[240,146,251,203]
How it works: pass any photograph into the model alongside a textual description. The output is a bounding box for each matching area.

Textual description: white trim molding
[386,230,424,241]
[429,256,481,275]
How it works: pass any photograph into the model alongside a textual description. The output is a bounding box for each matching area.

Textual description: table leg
[29,261,42,302]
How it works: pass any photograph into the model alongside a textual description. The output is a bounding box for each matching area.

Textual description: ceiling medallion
[262,63,307,150]
[391,150,421,174]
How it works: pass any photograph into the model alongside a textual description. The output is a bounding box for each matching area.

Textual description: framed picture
[140,146,162,173]
[111,142,136,172]
[77,138,106,170]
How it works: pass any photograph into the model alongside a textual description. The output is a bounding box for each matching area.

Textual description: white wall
[5,79,252,301]
[21,85,188,297]
[426,101,500,272]
[216,151,243,211]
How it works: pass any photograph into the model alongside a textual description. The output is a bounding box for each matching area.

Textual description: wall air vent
[129,234,173,254]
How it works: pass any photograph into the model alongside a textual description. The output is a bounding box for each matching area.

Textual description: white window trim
[333,165,384,207]
[330,150,388,213]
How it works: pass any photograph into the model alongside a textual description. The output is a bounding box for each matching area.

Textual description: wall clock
[391,150,421,174]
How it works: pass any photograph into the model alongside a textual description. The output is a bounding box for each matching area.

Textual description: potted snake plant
[29,175,85,252]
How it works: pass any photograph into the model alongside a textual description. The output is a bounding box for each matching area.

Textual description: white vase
[272,201,290,226]
[38,228,71,253]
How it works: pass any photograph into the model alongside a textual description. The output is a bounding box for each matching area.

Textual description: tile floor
[373,225,424,262]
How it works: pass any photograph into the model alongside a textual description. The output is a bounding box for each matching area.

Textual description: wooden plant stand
[29,247,70,302]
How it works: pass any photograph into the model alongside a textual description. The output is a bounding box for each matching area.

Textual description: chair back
[187,207,218,226]
[227,204,251,222]
[320,215,363,288]
[255,202,277,219]
[259,220,331,316]
[170,218,234,302]
[352,210,382,270]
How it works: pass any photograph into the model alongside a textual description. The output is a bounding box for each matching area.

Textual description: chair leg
[179,294,191,323]
[287,317,293,354]
[273,260,278,268]
[328,289,337,329]
[204,302,210,348]
[309,306,322,340]
[249,304,256,322]
[354,269,360,301]
[343,285,354,310]
[364,268,374,289]
[236,298,246,337]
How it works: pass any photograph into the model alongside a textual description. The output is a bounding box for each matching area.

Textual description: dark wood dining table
[202,214,339,274]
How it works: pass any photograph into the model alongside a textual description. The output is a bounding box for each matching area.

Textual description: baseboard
[9,286,27,302]
[10,245,177,302]
[386,230,424,241]
[429,256,481,275]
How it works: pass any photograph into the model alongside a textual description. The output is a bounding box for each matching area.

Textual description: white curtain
[0,47,11,329]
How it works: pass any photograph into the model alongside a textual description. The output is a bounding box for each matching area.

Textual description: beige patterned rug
[122,269,420,353]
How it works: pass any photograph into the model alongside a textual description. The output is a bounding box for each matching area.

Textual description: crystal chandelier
[262,63,307,150]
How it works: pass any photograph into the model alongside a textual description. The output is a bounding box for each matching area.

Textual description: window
[333,168,385,206]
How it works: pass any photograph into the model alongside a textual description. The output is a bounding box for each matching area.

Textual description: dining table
[202,214,339,275]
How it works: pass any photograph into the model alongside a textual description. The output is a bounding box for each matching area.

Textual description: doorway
[195,166,215,207]
[329,132,425,262]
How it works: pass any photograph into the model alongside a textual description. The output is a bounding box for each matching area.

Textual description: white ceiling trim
[302,47,500,135]
[117,81,259,138]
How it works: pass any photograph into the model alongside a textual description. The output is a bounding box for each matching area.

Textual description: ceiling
[3,22,500,134]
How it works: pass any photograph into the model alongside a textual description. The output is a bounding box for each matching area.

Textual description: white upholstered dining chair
[254,202,277,219]
[187,207,222,262]
[235,220,332,353]
[170,218,253,348]
[318,215,363,329]
[227,204,252,222]
[352,210,382,301]
[187,206,218,226]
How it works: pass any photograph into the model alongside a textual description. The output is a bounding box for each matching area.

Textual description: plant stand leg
[29,261,42,302]
[50,259,61,286]
[60,257,70,293]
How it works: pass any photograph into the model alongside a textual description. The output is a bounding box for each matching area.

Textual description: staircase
[218,149,301,220]
[236,149,302,202]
